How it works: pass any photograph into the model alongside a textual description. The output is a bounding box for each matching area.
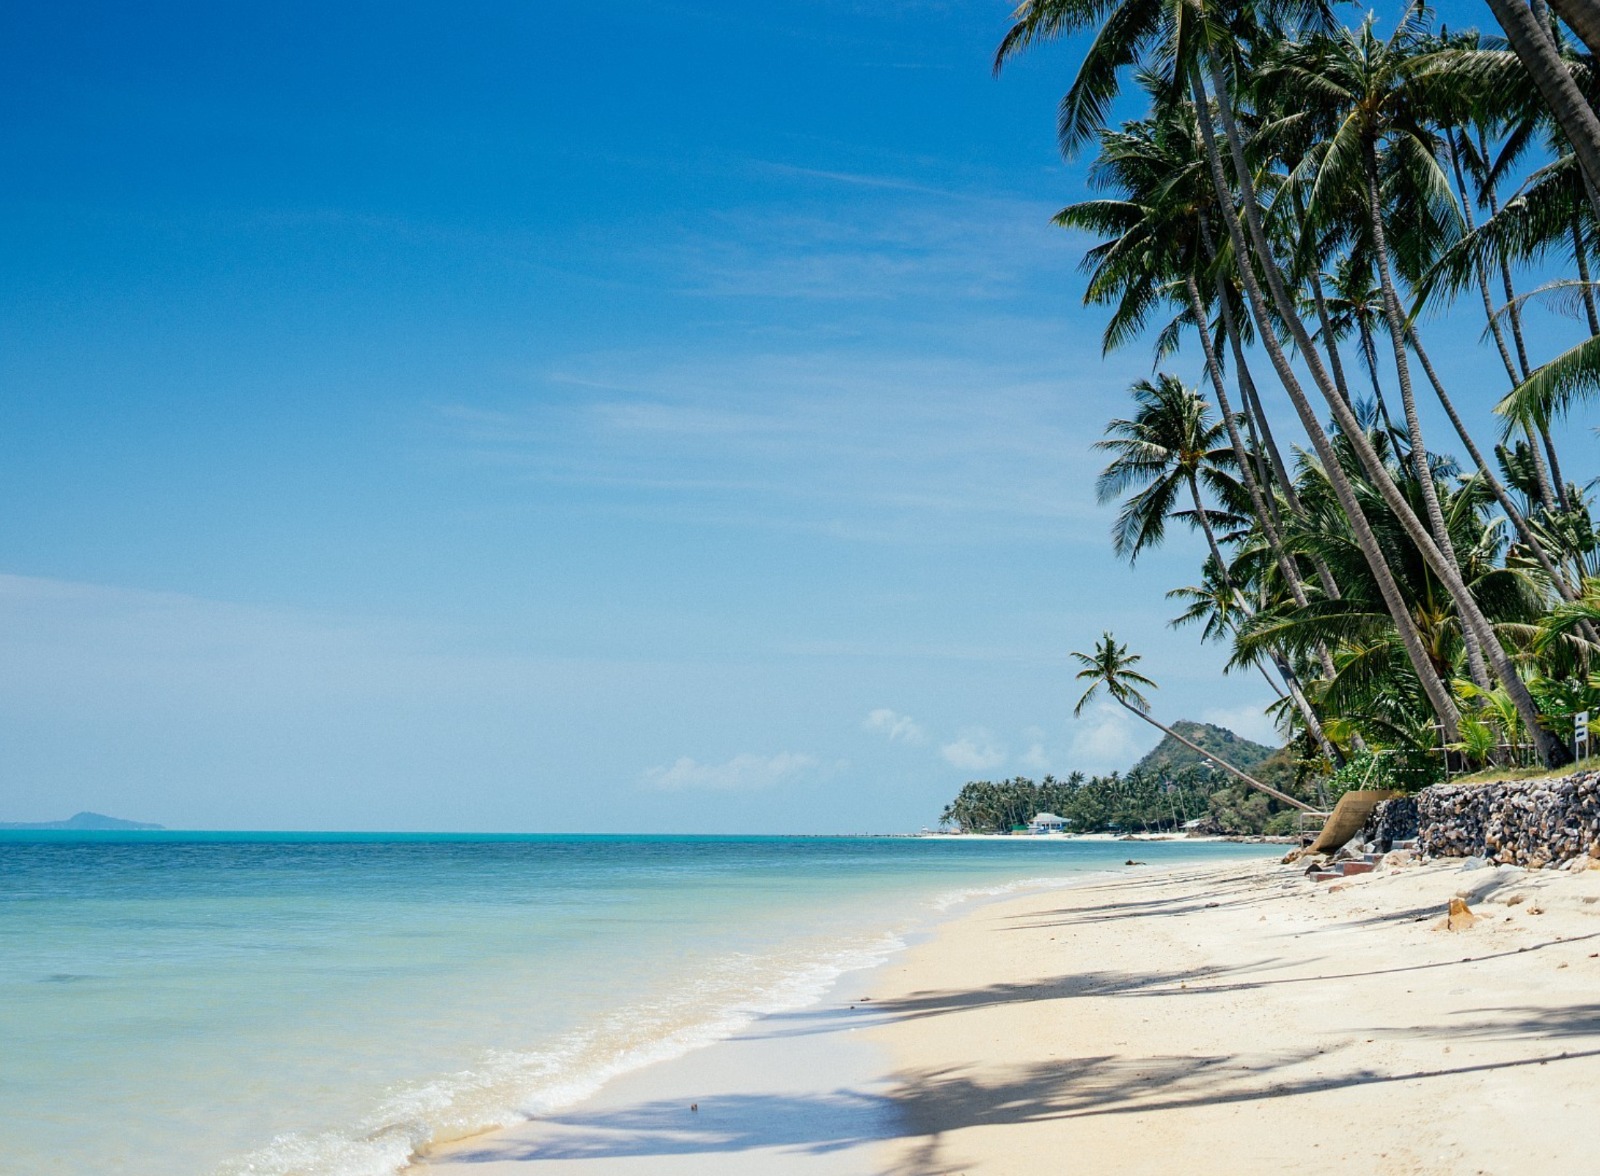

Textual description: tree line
[939,764,1315,835]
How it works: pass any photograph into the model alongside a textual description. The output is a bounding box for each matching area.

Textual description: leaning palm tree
[1071,633,1315,811]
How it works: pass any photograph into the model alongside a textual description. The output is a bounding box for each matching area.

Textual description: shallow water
[0,832,1273,1175]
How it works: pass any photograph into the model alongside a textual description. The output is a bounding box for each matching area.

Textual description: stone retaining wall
[1362,770,1600,866]
[1364,796,1418,852]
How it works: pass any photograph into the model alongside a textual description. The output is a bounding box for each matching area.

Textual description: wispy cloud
[752,162,972,199]
[940,730,1006,772]
[429,150,1137,548]
[437,346,1117,546]
[664,196,1075,303]
[863,707,924,743]
[641,752,820,791]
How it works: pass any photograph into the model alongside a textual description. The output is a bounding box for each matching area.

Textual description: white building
[1028,812,1066,834]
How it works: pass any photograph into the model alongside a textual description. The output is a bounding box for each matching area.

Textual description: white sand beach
[423,855,1600,1174]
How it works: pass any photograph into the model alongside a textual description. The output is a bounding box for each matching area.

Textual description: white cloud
[863,707,924,743]
[1019,742,1051,772]
[1199,704,1283,748]
[1067,703,1150,774]
[940,731,1006,773]
[641,752,818,792]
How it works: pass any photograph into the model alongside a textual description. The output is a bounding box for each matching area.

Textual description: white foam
[216,932,903,1176]
[928,870,1113,912]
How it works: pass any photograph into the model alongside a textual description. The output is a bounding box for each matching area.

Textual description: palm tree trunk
[1407,329,1591,611]
[1213,320,1276,510]
[1198,219,1339,600]
[1208,258,1300,513]
[1186,475,1341,764]
[1448,128,1524,386]
[1363,145,1454,549]
[1357,320,1399,438]
[1571,209,1599,336]
[1184,273,1342,689]
[1486,0,1600,221]
[1525,421,1561,511]
[1480,167,1536,382]
[1541,422,1571,510]
[1189,65,1465,743]
[1548,0,1600,61]
[1361,141,1493,692]
[1114,697,1314,812]
[1200,61,1568,766]
[1309,274,1356,410]
[1183,274,1300,588]
[1467,135,1567,515]
[1292,184,1361,421]
[1193,216,1294,500]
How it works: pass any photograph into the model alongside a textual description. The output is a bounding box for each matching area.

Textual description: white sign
[1577,711,1590,743]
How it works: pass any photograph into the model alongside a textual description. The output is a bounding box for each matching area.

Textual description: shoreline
[914,831,1294,843]
[425,853,1600,1174]
[416,865,1158,1174]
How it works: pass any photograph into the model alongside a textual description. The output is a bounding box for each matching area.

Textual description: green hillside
[1132,721,1279,778]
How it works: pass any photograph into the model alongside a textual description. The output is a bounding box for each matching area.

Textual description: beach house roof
[1030,812,1065,825]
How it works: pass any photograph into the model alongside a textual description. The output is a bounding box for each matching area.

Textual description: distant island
[0,811,165,831]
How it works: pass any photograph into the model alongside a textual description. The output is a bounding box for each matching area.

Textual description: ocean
[0,832,1274,1175]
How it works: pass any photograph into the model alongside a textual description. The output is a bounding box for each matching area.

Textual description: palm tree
[1095,374,1342,758]
[1268,19,1533,696]
[1317,255,1399,435]
[1095,375,1234,564]
[1538,577,1600,653]
[1071,633,1314,810]
[1000,1,1464,731]
[1484,0,1600,215]
[999,2,1574,764]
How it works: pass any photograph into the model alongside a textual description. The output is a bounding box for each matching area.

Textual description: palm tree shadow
[431,1042,1600,1170]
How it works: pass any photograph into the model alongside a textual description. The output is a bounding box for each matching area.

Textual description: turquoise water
[0,833,1272,1175]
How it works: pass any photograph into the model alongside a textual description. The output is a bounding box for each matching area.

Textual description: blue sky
[1,1,1591,831]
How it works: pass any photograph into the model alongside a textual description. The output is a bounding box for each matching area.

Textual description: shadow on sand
[436,1040,1600,1172]
[430,869,1600,1172]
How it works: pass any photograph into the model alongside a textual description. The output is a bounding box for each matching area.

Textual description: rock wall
[1364,796,1418,852]
[1371,770,1600,867]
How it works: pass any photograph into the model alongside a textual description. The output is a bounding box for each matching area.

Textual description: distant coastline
[0,811,164,831]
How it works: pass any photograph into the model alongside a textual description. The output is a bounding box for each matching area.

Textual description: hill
[0,811,165,831]
[1131,721,1280,779]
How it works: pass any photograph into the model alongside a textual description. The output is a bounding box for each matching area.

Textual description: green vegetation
[994,0,1600,778]
[1323,747,1443,801]
[1131,720,1281,778]
[938,724,1318,834]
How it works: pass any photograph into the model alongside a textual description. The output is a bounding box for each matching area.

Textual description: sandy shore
[424,855,1600,1174]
